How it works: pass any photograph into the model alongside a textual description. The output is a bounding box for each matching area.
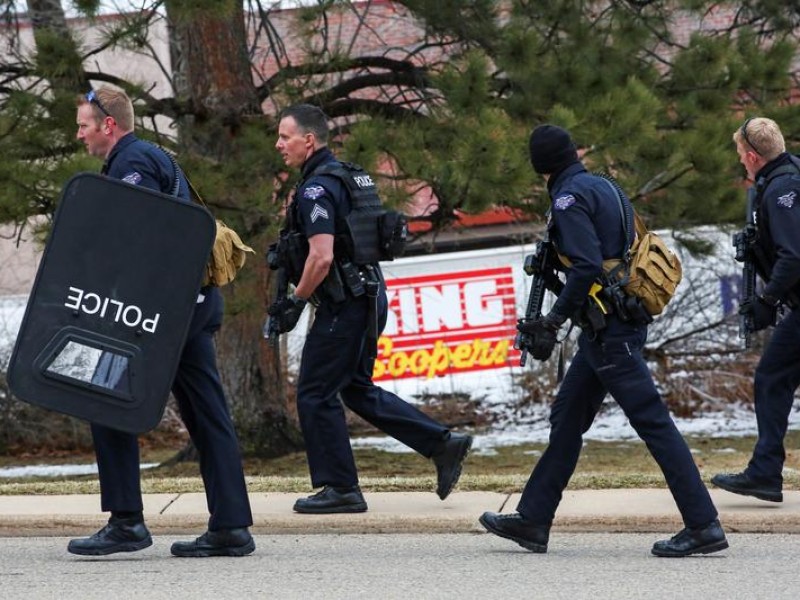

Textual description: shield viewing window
[42,339,133,395]
[33,327,139,402]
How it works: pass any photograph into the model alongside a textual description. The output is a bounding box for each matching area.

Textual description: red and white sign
[283,244,538,399]
[373,267,520,381]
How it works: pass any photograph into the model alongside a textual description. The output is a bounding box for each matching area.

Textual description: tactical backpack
[186,183,255,287]
[600,176,682,316]
[314,162,408,265]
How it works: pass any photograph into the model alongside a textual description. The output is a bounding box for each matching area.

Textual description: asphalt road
[1,532,798,600]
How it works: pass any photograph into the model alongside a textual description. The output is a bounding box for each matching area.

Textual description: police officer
[270,104,472,513]
[69,86,254,557]
[712,117,800,504]
[479,124,728,557]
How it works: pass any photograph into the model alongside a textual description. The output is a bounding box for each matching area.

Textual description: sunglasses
[740,117,762,156]
[85,90,112,118]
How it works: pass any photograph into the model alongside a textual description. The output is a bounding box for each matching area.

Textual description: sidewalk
[1,489,799,537]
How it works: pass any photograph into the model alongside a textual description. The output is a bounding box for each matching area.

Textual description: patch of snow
[350,401,800,453]
[0,462,158,479]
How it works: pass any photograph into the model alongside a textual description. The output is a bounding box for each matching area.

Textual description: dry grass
[1,430,798,496]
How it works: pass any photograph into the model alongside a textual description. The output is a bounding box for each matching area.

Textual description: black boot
[293,485,368,514]
[432,433,473,500]
[67,518,152,556]
[711,471,783,502]
[170,528,255,557]
[479,511,549,553]
[651,519,729,557]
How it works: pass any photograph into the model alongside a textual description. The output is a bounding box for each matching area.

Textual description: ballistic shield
[7,173,215,434]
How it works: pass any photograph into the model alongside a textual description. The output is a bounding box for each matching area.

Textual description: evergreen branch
[323,98,426,122]
[637,165,694,198]
[0,64,33,81]
[302,70,434,108]
[259,55,428,101]
[80,9,162,63]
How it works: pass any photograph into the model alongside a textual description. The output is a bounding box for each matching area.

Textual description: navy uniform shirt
[754,152,800,302]
[103,133,190,201]
[292,147,349,239]
[546,162,629,319]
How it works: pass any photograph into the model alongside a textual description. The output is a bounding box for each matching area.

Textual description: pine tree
[2,0,800,454]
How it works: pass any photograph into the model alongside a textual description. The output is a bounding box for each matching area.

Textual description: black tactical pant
[517,316,718,529]
[296,290,448,488]
[91,288,252,530]
[746,307,800,487]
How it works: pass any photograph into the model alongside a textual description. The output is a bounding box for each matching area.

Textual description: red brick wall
[251,1,445,81]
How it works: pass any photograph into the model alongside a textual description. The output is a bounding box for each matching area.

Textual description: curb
[1,489,799,537]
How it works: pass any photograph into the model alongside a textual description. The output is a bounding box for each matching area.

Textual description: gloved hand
[267,293,307,334]
[739,295,777,332]
[516,312,567,361]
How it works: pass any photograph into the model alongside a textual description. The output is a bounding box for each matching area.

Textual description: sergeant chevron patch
[310,203,329,222]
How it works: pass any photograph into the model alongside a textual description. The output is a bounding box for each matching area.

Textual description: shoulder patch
[310,203,329,223]
[553,194,576,211]
[303,185,326,200]
[777,191,797,209]
[122,172,142,185]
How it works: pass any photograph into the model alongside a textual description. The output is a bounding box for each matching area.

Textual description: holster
[316,263,347,305]
[601,283,653,325]
[577,301,607,336]
[339,260,366,297]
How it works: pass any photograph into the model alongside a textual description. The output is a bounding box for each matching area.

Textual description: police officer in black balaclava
[479,124,728,557]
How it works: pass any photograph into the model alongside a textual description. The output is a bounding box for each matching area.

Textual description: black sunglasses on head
[85,90,112,118]
[740,117,762,156]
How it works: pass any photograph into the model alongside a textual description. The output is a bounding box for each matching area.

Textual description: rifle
[263,243,290,347]
[733,188,758,349]
[515,239,564,366]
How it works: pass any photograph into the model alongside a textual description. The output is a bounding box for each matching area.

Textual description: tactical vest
[313,162,408,266]
[273,160,406,304]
